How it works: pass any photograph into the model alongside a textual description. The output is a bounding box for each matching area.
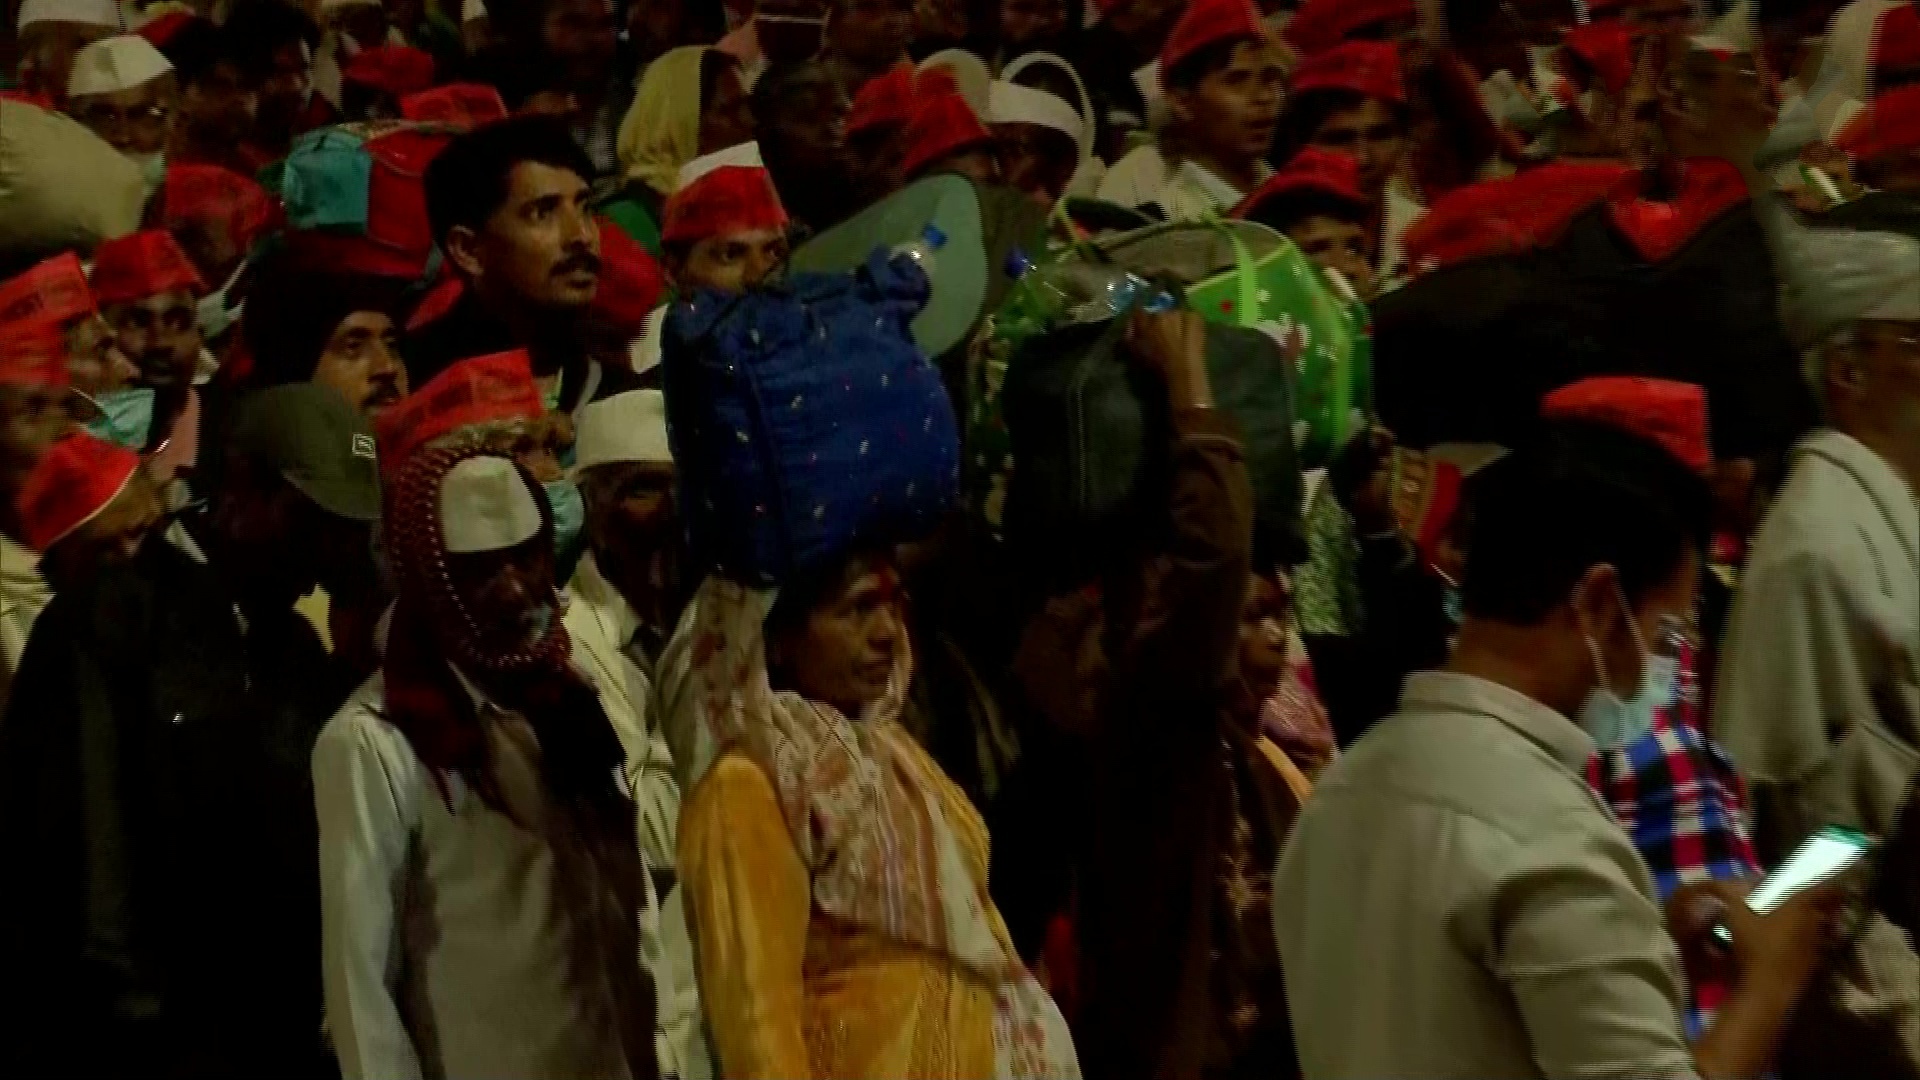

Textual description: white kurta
[564,553,710,1080]
[1096,143,1264,222]
[314,671,655,1080]
[0,535,52,712]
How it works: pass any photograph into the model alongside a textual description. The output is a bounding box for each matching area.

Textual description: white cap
[918,47,993,119]
[17,0,121,31]
[66,35,171,98]
[462,0,487,22]
[440,456,543,554]
[574,389,672,472]
[1690,0,1756,58]
[1779,225,1920,343]
[989,81,1084,146]
[674,140,765,191]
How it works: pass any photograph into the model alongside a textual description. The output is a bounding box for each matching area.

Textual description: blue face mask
[545,478,587,580]
[1578,584,1679,751]
[84,386,156,451]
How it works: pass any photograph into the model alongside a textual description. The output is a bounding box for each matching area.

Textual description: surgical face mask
[545,478,587,579]
[83,386,156,451]
[524,599,556,646]
[133,151,167,201]
[1577,583,1679,750]
[197,265,246,342]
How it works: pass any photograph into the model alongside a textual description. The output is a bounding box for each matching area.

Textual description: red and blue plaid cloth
[1585,643,1760,1033]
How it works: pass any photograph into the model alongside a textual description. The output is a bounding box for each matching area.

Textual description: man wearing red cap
[1838,85,1920,197]
[89,229,210,491]
[0,320,80,713]
[0,253,142,423]
[1236,146,1376,295]
[844,62,918,205]
[0,384,383,1077]
[1097,0,1285,220]
[900,87,1003,185]
[1273,41,1423,287]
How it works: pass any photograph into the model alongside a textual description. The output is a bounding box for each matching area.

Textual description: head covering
[917,48,993,120]
[661,141,789,247]
[899,89,994,181]
[988,80,1084,145]
[1563,22,1638,99]
[16,432,140,552]
[1284,0,1413,57]
[574,389,671,472]
[342,44,436,99]
[400,83,508,129]
[134,7,194,49]
[617,45,714,197]
[1688,0,1756,60]
[440,454,542,552]
[1160,0,1266,87]
[1289,40,1405,104]
[1875,4,1920,89]
[1403,161,1636,274]
[90,230,205,306]
[1542,377,1712,474]
[0,317,73,388]
[1233,146,1368,221]
[847,62,917,138]
[1777,225,1920,343]
[66,35,171,98]
[374,349,543,474]
[158,162,281,261]
[227,382,384,521]
[16,0,121,31]
[591,219,668,339]
[1837,85,1920,161]
[243,253,411,386]
[0,253,96,329]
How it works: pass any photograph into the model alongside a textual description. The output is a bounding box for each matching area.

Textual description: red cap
[400,83,508,130]
[661,166,791,247]
[1542,376,1712,474]
[591,219,668,340]
[1160,0,1267,85]
[342,45,438,100]
[1289,40,1405,103]
[136,9,198,49]
[1284,0,1414,57]
[0,317,72,389]
[0,253,96,330]
[1234,147,1368,220]
[1403,161,1637,274]
[847,63,918,138]
[1838,84,1920,161]
[1877,5,1920,85]
[159,163,282,264]
[16,432,142,552]
[899,90,994,180]
[1562,22,1639,98]
[90,230,207,307]
[374,349,544,473]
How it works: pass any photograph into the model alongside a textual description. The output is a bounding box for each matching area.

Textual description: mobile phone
[1747,826,1877,914]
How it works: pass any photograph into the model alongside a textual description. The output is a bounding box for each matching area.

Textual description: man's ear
[1566,562,1621,641]
[444,224,486,280]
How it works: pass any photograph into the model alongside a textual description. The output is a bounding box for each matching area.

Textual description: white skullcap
[66,35,171,98]
[441,456,543,554]
[574,389,672,472]
[1778,224,1920,343]
[17,0,121,30]
[674,140,764,192]
[989,81,1085,145]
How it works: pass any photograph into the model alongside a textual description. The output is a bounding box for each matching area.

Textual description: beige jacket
[1716,429,1920,1075]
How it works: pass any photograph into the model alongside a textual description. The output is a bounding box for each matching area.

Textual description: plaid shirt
[1586,643,1760,1033]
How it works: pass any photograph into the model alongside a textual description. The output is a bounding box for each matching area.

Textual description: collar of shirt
[1400,669,1597,773]
[572,550,642,658]
[1798,427,1920,572]
[1179,158,1265,212]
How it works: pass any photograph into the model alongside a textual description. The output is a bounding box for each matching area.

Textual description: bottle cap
[1005,248,1034,279]
[921,224,948,250]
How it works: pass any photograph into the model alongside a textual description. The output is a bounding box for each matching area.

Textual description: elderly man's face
[67,315,141,399]
[68,77,177,156]
[447,534,561,654]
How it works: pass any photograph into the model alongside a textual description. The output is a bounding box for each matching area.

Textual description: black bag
[1002,313,1303,580]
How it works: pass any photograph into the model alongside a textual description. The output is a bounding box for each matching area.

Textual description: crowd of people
[1,0,1920,1076]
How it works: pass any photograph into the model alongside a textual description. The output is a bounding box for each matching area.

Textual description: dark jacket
[404,290,648,409]
[1030,409,1300,1080]
[0,534,341,1078]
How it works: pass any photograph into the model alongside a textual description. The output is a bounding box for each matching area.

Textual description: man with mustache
[244,248,413,423]
[411,116,645,415]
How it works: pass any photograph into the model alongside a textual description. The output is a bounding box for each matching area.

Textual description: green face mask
[133,151,167,201]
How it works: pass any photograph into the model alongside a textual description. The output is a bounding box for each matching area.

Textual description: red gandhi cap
[1234,147,1368,219]
[159,163,282,262]
[1838,84,1920,161]
[899,89,994,181]
[1876,4,1920,83]
[1289,40,1405,104]
[1542,376,1712,474]
[662,143,791,248]
[374,349,544,474]
[400,83,508,130]
[16,432,142,552]
[1160,0,1267,85]
[1284,0,1414,57]
[591,219,667,339]
[847,63,918,138]
[1562,22,1639,98]
[0,317,72,389]
[342,45,437,100]
[90,230,207,306]
[0,253,96,330]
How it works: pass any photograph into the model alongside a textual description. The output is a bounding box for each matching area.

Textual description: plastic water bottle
[1003,249,1177,329]
[892,224,948,283]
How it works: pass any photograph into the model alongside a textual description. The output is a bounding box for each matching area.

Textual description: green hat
[227,383,382,523]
